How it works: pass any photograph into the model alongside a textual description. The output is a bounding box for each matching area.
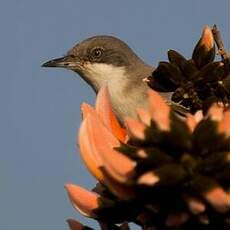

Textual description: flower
[65,84,230,229]
[147,25,230,113]
[65,25,230,229]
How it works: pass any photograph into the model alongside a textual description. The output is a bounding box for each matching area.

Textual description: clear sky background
[1,0,230,229]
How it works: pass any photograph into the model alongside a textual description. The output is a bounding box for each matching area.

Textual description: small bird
[42,35,173,122]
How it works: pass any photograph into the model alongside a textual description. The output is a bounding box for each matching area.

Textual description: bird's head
[42,35,150,92]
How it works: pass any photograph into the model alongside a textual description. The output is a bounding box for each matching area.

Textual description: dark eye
[91,48,103,58]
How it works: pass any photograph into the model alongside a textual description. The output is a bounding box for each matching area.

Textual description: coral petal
[194,110,203,122]
[81,103,95,119]
[148,90,170,131]
[65,184,99,217]
[102,170,135,200]
[204,187,230,212]
[185,197,206,214]
[185,114,197,132]
[137,149,148,158]
[78,118,104,181]
[207,104,224,121]
[125,117,146,140]
[66,219,85,230]
[96,86,127,142]
[138,171,160,186]
[87,113,135,183]
[136,108,151,126]
[218,110,230,137]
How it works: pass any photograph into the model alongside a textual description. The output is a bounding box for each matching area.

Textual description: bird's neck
[106,64,153,122]
[78,62,158,122]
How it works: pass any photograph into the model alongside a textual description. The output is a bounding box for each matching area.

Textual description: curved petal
[102,169,135,200]
[78,118,104,182]
[194,110,203,122]
[185,114,197,132]
[86,113,136,183]
[137,108,151,126]
[204,187,230,213]
[218,109,230,137]
[206,104,224,121]
[137,171,160,186]
[125,117,146,140]
[81,103,95,119]
[65,184,99,217]
[96,85,127,142]
[148,90,170,131]
[184,197,206,215]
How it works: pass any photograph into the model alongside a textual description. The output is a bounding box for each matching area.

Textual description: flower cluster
[147,26,230,113]
[65,85,230,229]
[63,25,230,229]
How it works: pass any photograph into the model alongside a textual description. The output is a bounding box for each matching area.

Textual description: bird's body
[42,35,173,122]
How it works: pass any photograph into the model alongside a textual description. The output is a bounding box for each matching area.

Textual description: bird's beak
[41,55,81,69]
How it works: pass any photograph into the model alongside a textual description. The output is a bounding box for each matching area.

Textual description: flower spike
[67,26,230,229]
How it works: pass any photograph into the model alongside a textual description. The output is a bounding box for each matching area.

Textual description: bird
[42,35,176,123]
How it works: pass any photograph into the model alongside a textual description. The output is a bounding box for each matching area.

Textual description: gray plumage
[42,35,174,122]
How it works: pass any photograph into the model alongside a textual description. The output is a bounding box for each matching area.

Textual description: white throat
[83,62,149,121]
[83,62,127,92]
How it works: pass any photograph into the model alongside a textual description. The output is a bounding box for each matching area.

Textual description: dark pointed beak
[41,55,80,69]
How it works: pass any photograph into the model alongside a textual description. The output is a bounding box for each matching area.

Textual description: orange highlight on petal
[148,90,170,131]
[206,103,224,121]
[185,114,197,132]
[125,117,146,140]
[65,184,99,217]
[137,108,152,126]
[218,109,230,137]
[200,25,214,51]
[78,118,104,182]
[81,103,95,119]
[204,187,230,213]
[86,113,135,183]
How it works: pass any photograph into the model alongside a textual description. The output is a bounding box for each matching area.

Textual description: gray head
[42,35,153,92]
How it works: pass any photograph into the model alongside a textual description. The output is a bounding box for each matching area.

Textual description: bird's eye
[91,48,103,59]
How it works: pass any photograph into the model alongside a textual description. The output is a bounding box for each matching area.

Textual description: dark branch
[212,24,230,59]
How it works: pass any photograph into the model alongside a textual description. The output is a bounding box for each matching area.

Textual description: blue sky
[1,0,230,229]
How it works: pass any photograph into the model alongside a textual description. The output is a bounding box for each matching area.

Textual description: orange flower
[78,85,230,193]
[68,84,230,219]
